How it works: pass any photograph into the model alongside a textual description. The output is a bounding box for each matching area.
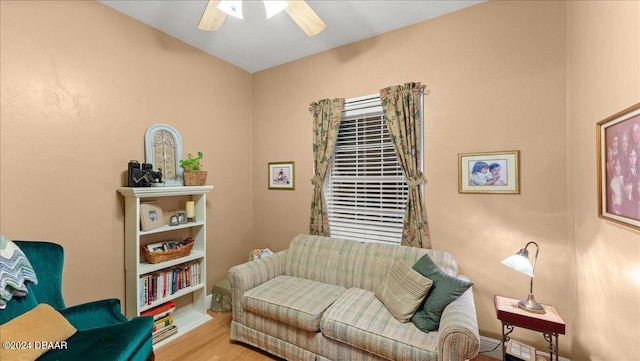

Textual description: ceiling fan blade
[198,0,226,31]
[285,1,326,37]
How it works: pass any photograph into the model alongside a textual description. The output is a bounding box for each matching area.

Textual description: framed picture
[169,215,179,226]
[140,202,164,231]
[458,150,520,194]
[597,102,640,230]
[145,242,167,253]
[176,210,187,224]
[268,161,295,190]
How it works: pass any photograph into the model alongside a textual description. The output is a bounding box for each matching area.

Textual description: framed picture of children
[458,150,520,194]
[268,161,295,190]
[597,102,640,230]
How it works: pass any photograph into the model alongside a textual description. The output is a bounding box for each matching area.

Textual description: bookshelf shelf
[140,283,206,312]
[139,221,204,236]
[138,250,205,274]
[119,185,213,349]
[151,305,212,349]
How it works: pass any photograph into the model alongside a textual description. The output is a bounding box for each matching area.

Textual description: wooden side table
[494,295,566,361]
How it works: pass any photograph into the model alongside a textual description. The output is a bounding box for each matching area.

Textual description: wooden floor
[154,310,279,361]
[154,310,498,361]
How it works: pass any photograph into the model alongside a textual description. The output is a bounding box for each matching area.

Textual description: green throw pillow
[410,254,473,332]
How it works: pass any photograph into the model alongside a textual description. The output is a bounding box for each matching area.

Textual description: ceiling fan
[198,0,326,37]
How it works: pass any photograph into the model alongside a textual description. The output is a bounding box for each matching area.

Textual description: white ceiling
[99,0,484,73]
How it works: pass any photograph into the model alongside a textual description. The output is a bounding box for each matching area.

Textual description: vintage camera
[128,160,163,187]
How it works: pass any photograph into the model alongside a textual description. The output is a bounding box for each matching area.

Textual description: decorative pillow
[0,303,77,361]
[374,261,433,323]
[411,254,473,332]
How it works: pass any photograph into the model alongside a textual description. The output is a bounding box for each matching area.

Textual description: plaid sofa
[228,234,479,361]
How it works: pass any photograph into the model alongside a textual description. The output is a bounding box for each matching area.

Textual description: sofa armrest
[437,276,480,361]
[227,250,287,323]
[60,298,129,330]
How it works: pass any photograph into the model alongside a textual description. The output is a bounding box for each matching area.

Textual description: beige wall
[2,1,639,360]
[0,1,255,304]
[567,1,640,361]
[252,1,639,359]
[253,0,572,355]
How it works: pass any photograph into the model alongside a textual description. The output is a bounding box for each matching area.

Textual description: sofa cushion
[374,261,432,323]
[411,254,473,332]
[285,235,361,288]
[321,287,438,361]
[242,275,346,332]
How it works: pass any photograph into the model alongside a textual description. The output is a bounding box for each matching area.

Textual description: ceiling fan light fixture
[264,1,288,19]
[217,0,243,20]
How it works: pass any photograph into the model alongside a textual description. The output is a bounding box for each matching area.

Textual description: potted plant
[180,151,207,186]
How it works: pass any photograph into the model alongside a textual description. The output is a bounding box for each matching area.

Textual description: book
[141,301,176,320]
[139,260,202,305]
[506,339,536,361]
[153,324,177,338]
[138,278,146,308]
[152,324,178,344]
[153,314,173,331]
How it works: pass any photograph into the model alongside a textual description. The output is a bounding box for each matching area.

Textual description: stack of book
[139,260,201,307]
[141,301,177,344]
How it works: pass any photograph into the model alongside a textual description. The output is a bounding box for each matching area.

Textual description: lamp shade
[501,250,534,277]
[501,241,544,314]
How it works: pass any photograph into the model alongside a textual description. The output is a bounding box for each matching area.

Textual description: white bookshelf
[118,185,213,348]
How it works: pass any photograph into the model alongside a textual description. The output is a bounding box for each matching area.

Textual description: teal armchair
[0,241,154,361]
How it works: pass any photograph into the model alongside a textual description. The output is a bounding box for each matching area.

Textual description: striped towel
[0,235,38,309]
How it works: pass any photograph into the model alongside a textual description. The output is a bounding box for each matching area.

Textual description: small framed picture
[268,161,295,190]
[597,102,640,230]
[140,202,165,231]
[176,211,187,224]
[145,242,166,253]
[458,151,520,194]
[169,215,179,226]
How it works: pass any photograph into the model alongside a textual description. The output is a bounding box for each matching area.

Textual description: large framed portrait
[268,161,295,190]
[458,151,520,194]
[597,102,640,230]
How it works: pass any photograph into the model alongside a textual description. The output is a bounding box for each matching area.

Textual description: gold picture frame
[596,102,640,230]
[458,150,520,194]
[268,161,295,190]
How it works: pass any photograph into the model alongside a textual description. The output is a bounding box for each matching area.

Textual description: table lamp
[501,241,546,314]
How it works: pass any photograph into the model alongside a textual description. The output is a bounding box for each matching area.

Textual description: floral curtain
[379,83,432,249]
[308,98,344,236]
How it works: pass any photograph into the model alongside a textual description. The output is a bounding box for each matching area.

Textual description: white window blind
[325,94,413,245]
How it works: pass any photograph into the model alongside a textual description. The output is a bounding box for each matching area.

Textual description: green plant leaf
[180,152,204,171]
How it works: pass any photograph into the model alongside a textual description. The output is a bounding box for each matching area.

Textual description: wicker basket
[142,238,194,264]
[183,171,207,186]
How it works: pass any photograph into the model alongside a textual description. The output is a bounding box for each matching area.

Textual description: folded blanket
[0,236,38,309]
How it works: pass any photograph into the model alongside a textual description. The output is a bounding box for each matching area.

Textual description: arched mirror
[145,124,183,186]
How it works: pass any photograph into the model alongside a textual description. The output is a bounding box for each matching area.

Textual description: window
[324,94,422,245]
